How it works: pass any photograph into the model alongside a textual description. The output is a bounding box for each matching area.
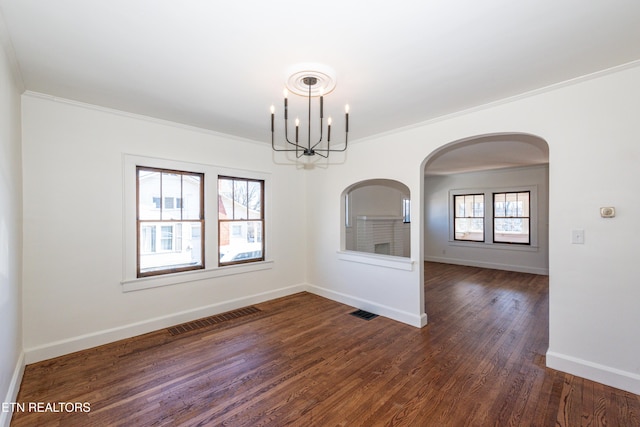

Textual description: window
[124,155,273,292]
[344,193,351,228]
[402,198,411,223]
[218,176,264,266]
[454,194,484,242]
[493,191,530,244]
[137,167,204,277]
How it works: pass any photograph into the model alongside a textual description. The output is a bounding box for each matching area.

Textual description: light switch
[571,229,585,244]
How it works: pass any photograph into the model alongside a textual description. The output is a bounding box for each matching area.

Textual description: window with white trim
[123,155,273,292]
[454,194,485,242]
[493,191,530,244]
[449,185,538,250]
[218,176,265,266]
[136,166,204,277]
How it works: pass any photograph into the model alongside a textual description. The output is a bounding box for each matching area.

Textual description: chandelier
[271,70,349,158]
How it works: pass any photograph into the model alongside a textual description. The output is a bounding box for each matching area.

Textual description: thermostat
[600,207,615,218]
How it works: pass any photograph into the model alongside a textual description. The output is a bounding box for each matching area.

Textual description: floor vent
[167,306,261,336]
[350,309,378,320]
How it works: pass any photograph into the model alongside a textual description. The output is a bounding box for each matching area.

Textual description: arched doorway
[420,132,550,317]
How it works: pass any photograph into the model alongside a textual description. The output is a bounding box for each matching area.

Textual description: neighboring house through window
[137,166,204,277]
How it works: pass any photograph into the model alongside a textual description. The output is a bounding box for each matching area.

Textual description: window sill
[337,250,414,271]
[121,260,274,292]
[449,241,539,252]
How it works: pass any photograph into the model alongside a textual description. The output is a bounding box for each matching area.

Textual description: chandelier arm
[272,129,311,153]
[283,117,296,146]
[272,100,309,154]
[313,122,348,153]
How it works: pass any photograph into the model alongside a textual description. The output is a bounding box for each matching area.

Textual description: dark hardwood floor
[11,262,640,426]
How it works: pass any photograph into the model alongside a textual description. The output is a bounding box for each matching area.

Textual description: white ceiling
[1,1,639,168]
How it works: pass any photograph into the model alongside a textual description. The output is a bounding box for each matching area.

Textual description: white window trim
[448,185,539,251]
[122,154,272,292]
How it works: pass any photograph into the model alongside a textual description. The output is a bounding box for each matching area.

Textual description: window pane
[455,218,484,241]
[161,225,173,251]
[139,222,203,274]
[140,225,156,253]
[455,195,466,217]
[233,180,248,220]
[182,174,202,220]
[138,169,161,220]
[455,194,484,218]
[218,178,234,218]
[494,193,505,216]
[248,181,262,219]
[219,220,263,264]
[495,218,530,244]
[175,223,182,252]
[161,173,182,220]
[472,195,484,216]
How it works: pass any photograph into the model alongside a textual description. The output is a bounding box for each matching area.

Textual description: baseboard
[546,350,640,395]
[0,352,25,427]
[24,284,307,364]
[424,256,549,275]
[307,284,427,328]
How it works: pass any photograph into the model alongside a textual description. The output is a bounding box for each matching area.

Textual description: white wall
[0,14,23,427]
[424,165,549,274]
[16,59,640,395]
[306,62,640,394]
[21,94,308,362]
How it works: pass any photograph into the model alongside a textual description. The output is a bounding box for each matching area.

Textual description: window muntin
[137,167,204,277]
[218,176,264,266]
[454,194,485,242]
[493,191,530,244]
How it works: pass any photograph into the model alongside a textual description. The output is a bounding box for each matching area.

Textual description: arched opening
[341,179,411,258]
[420,132,550,316]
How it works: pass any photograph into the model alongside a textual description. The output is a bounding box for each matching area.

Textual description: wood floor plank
[10,262,640,426]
